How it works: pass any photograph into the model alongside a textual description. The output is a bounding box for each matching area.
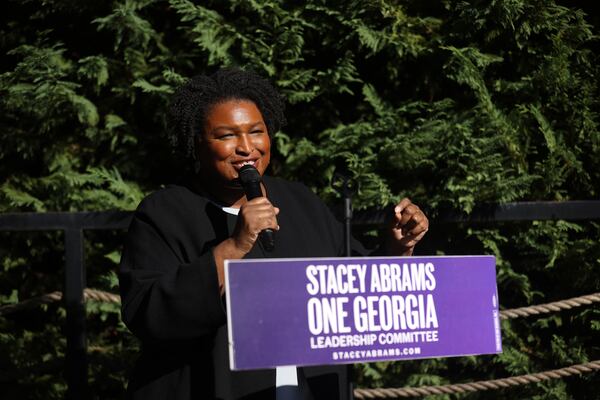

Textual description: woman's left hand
[385,198,429,256]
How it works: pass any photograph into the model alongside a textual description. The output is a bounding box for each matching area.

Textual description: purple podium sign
[225,256,501,370]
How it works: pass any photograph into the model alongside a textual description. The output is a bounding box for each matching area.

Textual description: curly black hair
[168,68,286,162]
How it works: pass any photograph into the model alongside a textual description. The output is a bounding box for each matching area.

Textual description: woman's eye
[217,133,234,139]
[250,130,264,135]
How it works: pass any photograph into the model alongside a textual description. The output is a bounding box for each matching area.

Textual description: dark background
[1,0,598,398]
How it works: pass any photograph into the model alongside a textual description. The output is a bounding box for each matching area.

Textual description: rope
[83,288,121,303]
[353,360,600,398]
[499,293,600,319]
[2,289,599,395]
[0,288,121,315]
[0,291,63,315]
[3,290,599,318]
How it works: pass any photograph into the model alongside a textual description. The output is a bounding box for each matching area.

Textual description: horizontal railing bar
[0,211,132,231]
[0,201,598,231]
[448,200,600,222]
[352,200,600,227]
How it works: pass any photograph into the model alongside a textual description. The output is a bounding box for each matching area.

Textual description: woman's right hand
[232,198,280,254]
[213,198,279,293]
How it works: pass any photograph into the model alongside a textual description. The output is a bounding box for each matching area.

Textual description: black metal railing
[0,211,131,399]
[0,201,599,398]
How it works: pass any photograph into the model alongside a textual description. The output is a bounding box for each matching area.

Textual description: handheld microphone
[238,164,275,252]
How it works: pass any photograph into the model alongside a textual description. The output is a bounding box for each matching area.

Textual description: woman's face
[197,99,271,195]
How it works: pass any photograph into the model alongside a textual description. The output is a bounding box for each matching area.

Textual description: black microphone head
[238,164,261,184]
[238,164,263,200]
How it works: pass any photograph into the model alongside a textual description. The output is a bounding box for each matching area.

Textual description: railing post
[64,228,88,399]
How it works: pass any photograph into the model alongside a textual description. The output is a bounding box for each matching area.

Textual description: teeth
[239,161,255,166]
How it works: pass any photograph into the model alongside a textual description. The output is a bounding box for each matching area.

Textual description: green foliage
[1,0,599,398]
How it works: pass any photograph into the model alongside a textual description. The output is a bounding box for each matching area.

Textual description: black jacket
[119,176,365,399]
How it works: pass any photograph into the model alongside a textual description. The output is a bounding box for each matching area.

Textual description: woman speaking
[119,68,429,400]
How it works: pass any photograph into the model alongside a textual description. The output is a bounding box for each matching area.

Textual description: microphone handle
[259,228,275,252]
[242,179,275,252]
